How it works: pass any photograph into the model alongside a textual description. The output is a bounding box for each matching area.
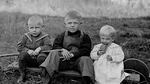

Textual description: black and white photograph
[0,0,150,84]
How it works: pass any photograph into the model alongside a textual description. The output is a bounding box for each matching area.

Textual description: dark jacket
[17,32,52,53]
[53,30,92,60]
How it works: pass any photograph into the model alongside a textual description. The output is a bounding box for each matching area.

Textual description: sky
[0,0,150,18]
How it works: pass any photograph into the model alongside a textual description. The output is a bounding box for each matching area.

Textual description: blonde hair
[64,10,81,22]
[27,15,43,26]
[99,25,117,39]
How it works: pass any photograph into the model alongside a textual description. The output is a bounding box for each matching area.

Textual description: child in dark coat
[40,11,94,84]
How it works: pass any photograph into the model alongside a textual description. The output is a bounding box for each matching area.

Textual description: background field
[0,12,150,83]
[0,0,150,83]
[0,12,149,67]
[0,12,150,56]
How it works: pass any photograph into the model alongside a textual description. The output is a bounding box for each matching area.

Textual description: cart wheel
[122,69,148,84]
[122,58,150,84]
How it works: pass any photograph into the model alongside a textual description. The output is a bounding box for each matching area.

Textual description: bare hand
[33,47,41,55]
[100,44,107,51]
[27,50,36,58]
[97,50,105,56]
[61,49,73,61]
[97,44,107,56]
[27,50,34,55]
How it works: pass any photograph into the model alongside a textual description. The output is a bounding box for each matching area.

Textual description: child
[40,11,94,84]
[17,15,52,83]
[90,25,125,84]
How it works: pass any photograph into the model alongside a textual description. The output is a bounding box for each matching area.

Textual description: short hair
[27,15,43,26]
[64,10,81,22]
[99,25,117,39]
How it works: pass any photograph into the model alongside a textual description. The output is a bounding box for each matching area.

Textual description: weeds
[0,12,150,83]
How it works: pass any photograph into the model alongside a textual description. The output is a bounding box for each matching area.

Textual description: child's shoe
[17,73,26,84]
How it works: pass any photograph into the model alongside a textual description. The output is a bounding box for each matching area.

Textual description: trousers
[40,50,94,80]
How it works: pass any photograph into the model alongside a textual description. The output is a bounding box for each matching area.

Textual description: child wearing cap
[17,15,52,83]
[40,11,94,84]
[90,25,125,84]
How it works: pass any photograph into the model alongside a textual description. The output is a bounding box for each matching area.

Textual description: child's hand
[107,55,112,61]
[97,50,105,56]
[27,50,34,55]
[97,44,106,56]
[33,47,41,55]
[61,49,72,61]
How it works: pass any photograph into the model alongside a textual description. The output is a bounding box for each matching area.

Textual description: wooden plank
[0,50,51,58]
[26,67,42,73]
[59,70,81,77]
[0,53,19,58]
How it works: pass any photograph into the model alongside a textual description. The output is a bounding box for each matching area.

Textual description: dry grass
[0,12,150,83]
[0,12,150,60]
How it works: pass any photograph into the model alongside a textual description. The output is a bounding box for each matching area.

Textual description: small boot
[41,68,50,84]
[17,72,27,83]
[83,76,94,84]
[40,67,46,77]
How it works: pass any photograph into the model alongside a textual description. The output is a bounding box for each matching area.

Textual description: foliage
[0,12,150,83]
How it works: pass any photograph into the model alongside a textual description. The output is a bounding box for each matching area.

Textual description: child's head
[64,11,81,33]
[27,15,43,36]
[99,25,116,45]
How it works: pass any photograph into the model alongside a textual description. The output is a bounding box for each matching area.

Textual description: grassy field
[0,12,150,83]
[0,12,149,66]
[0,12,149,56]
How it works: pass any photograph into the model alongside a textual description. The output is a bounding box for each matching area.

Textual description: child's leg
[18,52,30,82]
[37,53,47,66]
[39,50,61,84]
[75,56,95,84]
[18,52,38,82]
[40,50,61,76]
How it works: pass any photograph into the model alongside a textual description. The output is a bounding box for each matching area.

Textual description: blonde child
[17,15,52,83]
[40,11,94,84]
[90,25,125,84]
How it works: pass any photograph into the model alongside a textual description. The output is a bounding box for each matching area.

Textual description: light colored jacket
[91,43,125,84]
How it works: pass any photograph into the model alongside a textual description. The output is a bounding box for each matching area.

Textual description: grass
[0,12,150,56]
[0,12,150,83]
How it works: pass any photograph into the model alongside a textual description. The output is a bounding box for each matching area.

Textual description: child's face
[28,23,42,36]
[65,18,80,33]
[100,34,113,45]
